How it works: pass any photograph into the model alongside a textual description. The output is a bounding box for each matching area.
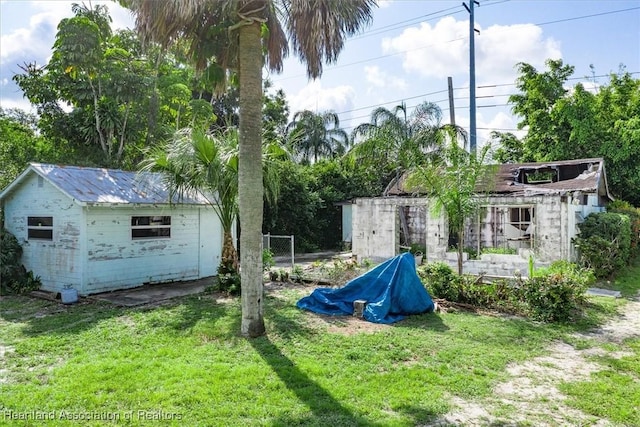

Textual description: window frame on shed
[27,216,53,240]
[131,215,171,240]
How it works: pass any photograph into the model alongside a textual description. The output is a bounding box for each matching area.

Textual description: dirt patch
[429,298,640,426]
[305,312,390,335]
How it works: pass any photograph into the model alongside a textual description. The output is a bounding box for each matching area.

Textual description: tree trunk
[221,230,239,272]
[238,20,265,337]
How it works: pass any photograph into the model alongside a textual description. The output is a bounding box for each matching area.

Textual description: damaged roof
[385,157,613,200]
[0,163,210,206]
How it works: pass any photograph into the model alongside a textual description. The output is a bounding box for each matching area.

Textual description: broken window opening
[131,216,171,239]
[524,169,556,184]
[27,216,53,240]
[476,206,534,253]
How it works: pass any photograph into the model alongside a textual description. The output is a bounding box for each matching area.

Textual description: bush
[262,249,275,271]
[216,261,241,295]
[0,228,41,295]
[418,262,459,301]
[607,200,640,259]
[573,212,632,278]
[419,260,593,323]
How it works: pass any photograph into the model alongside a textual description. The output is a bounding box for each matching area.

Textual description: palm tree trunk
[221,230,239,271]
[238,19,265,337]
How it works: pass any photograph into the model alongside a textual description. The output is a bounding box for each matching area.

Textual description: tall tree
[123,0,376,336]
[510,59,575,162]
[501,60,640,205]
[350,102,451,170]
[286,110,348,163]
[349,101,464,192]
[407,134,493,275]
[13,4,156,167]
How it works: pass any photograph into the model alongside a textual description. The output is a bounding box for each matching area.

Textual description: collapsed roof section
[384,158,613,201]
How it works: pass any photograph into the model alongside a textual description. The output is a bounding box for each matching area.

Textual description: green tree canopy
[495,60,640,206]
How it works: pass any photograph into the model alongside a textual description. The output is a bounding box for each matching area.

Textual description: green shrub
[216,261,241,295]
[519,261,593,322]
[409,243,426,255]
[418,262,459,301]
[573,212,632,277]
[419,259,592,323]
[607,200,640,259]
[0,228,41,295]
[262,249,275,271]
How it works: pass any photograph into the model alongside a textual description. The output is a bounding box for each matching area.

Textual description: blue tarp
[296,252,435,324]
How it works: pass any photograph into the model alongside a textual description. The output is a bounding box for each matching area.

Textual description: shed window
[28,216,53,240]
[131,216,171,239]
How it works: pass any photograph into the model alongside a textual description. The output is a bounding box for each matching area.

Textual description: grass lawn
[0,264,638,426]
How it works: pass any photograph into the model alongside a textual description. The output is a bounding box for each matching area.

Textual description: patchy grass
[0,290,570,426]
[592,257,640,298]
[1,256,639,426]
[560,338,640,424]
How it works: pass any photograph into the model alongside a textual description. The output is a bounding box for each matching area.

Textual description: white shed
[0,163,223,295]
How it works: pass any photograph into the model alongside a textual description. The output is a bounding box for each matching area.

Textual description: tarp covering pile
[296,252,435,324]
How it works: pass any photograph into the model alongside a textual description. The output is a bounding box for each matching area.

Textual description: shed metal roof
[0,163,210,206]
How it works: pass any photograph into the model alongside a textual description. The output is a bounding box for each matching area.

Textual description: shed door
[199,209,221,277]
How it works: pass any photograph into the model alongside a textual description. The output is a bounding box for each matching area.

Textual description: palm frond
[284,0,376,78]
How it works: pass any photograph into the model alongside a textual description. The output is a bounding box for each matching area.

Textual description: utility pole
[463,0,480,154]
[447,76,456,126]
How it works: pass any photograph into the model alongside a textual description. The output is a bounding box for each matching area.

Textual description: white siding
[198,207,222,277]
[2,174,83,293]
[84,206,207,293]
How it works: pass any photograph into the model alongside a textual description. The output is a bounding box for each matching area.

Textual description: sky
[1,0,639,149]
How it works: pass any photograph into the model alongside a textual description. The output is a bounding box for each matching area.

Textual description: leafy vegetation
[1,256,639,426]
[418,260,594,322]
[573,212,632,278]
[407,137,494,274]
[0,228,41,295]
[494,59,640,206]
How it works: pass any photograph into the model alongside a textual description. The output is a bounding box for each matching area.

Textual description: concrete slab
[90,277,214,307]
[586,288,622,298]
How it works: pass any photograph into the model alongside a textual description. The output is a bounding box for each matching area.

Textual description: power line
[535,6,640,27]
[272,5,639,83]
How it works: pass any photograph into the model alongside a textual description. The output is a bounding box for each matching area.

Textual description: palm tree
[349,101,448,171]
[286,110,349,164]
[406,136,493,275]
[140,127,283,274]
[122,0,376,336]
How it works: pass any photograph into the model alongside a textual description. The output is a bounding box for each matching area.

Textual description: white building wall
[198,207,222,278]
[84,205,211,294]
[1,174,83,293]
[352,197,428,263]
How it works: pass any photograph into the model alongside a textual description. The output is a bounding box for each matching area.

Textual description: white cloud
[0,1,134,111]
[288,81,356,114]
[0,97,37,113]
[381,17,562,84]
[364,65,407,91]
[0,10,62,66]
[381,17,468,80]
[377,0,393,8]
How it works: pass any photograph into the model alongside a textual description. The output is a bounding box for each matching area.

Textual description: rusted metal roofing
[0,163,210,206]
[385,157,613,200]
